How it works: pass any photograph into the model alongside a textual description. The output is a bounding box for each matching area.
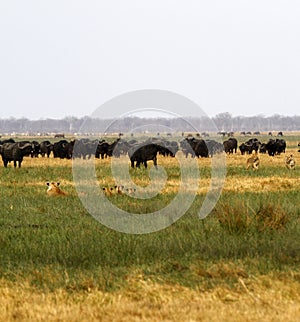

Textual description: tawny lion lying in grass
[46,182,68,196]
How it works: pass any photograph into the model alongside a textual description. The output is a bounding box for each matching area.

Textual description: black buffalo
[180,138,195,158]
[165,141,179,157]
[205,140,224,157]
[53,140,74,159]
[128,143,160,168]
[266,139,286,156]
[259,143,267,154]
[31,141,41,158]
[223,138,237,154]
[194,140,209,158]
[0,142,33,167]
[180,138,209,158]
[95,139,121,159]
[73,139,98,159]
[95,140,109,159]
[239,143,251,155]
[157,140,179,158]
[0,138,15,145]
[112,140,132,157]
[54,133,65,138]
[40,141,54,158]
[239,138,260,155]
[107,138,120,157]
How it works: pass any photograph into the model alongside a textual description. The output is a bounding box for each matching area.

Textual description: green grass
[0,144,300,294]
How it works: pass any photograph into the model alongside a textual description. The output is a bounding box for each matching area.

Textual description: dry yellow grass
[1,272,300,322]
[11,146,300,195]
[2,140,299,321]
[224,147,300,168]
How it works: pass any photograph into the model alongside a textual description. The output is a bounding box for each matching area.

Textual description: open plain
[0,133,299,321]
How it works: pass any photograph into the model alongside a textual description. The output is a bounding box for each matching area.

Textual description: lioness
[246,152,260,170]
[285,154,296,170]
[46,182,67,196]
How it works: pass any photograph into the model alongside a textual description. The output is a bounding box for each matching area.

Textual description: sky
[0,0,299,120]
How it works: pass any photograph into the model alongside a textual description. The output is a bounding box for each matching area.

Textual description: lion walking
[246,152,260,170]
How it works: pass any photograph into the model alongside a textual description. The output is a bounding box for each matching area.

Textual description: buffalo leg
[153,157,157,169]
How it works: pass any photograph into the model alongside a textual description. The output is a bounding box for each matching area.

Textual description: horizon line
[0,113,300,121]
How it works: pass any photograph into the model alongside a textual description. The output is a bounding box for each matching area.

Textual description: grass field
[0,134,300,321]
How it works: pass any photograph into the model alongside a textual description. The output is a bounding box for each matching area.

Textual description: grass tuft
[254,202,289,231]
[215,201,253,234]
[215,199,290,234]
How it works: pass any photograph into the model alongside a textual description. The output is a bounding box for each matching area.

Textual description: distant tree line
[0,113,299,135]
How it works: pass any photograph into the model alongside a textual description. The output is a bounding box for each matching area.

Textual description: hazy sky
[0,1,299,120]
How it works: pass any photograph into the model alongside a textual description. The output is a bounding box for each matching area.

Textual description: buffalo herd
[0,135,298,168]
[238,138,286,156]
